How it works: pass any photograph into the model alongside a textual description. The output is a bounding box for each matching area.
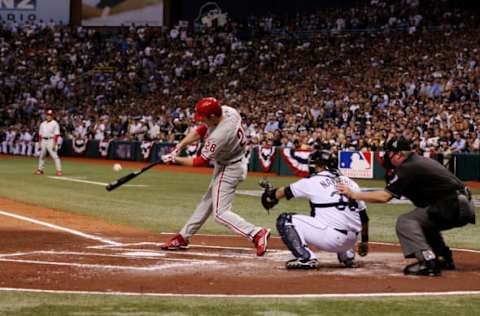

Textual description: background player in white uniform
[20,128,34,156]
[160,97,271,256]
[35,109,62,176]
[260,150,369,269]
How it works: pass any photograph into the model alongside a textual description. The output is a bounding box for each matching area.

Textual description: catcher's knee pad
[276,213,310,260]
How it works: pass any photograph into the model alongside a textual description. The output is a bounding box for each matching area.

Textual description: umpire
[337,136,476,276]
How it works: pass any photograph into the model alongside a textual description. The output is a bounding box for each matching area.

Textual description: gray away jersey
[290,171,367,233]
[200,106,246,164]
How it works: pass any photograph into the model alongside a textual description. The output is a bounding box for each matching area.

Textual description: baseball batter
[35,109,62,176]
[261,150,369,269]
[160,97,271,256]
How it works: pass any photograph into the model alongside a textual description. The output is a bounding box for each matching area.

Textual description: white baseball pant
[38,138,62,172]
[179,159,261,240]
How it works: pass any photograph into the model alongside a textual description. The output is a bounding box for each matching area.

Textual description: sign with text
[0,0,70,24]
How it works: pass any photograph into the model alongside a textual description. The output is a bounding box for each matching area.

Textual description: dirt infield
[0,197,479,295]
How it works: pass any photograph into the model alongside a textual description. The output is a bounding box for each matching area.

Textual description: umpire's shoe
[286,258,320,270]
[403,259,441,276]
[160,233,189,250]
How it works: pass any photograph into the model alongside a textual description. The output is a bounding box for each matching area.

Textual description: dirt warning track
[0,197,480,296]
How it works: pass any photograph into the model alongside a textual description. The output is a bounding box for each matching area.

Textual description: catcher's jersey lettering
[290,171,366,233]
[201,106,245,164]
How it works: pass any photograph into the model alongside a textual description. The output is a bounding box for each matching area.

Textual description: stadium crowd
[1,0,479,161]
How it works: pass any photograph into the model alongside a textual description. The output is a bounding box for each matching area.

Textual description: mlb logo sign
[339,151,373,178]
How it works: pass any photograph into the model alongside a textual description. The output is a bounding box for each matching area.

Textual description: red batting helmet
[194,97,222,121]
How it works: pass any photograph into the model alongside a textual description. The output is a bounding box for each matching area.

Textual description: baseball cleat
[337,250,356,268]
[253,228,271,256]
[286,258,320,270]
[403,260,441,276]
[56,171,63,176]
[160,233,189,250]
[34,170,44,175]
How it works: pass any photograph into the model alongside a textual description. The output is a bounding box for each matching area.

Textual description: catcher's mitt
[259,180,278,212]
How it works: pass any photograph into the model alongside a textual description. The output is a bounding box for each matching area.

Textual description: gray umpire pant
[396,194,475,261]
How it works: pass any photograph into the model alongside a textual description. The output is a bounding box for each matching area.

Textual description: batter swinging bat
[106,160,161,191]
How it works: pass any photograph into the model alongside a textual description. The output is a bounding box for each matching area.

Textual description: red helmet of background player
[194,97,222,121]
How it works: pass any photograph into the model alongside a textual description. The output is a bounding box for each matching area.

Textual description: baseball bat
[106,160,161,191]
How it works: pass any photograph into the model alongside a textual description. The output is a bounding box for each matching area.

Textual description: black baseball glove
[259,180,278,212]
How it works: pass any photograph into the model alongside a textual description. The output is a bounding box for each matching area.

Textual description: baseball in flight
[113,163,122,172]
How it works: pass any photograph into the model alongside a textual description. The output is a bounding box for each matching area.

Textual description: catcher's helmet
[308,150,338,174]
[195,97,222,121]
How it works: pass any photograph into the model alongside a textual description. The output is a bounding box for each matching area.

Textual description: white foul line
[0,287,479,299]
[90,241,284,253]
[0,258,217,271]
[48,176,148,187]
[0,209,121,246]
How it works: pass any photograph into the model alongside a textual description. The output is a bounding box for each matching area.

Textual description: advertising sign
[0,0,70,24]
[339,151,374,179]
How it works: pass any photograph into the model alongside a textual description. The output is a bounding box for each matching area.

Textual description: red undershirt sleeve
[192,155,209,167]
[196,124,208,138]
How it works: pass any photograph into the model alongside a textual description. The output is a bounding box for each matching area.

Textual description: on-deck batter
[160,97,271,256]
[35,109,62,176]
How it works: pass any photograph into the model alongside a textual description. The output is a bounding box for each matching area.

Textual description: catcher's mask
[383,136,411,169]
[308,150,339,175]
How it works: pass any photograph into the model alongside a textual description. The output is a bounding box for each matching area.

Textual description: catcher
[260,149,369,269]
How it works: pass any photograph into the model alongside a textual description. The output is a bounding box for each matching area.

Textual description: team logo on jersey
[339,151,373,179]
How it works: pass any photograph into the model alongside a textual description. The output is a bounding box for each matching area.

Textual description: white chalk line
[0,287,480,299]
[48,176,149,187]
[107,247,287,260]
[90,241,284,253]
[157,232,480,255]
[0,209,121,246]
[0,250,166,260]
[0,258,217,271]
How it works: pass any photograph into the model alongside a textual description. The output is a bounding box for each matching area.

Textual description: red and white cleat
[55,171,63,176]
[253,228,271,256]
[160,233,189,250]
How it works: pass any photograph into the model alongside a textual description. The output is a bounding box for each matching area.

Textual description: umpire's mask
[383,136,412,169]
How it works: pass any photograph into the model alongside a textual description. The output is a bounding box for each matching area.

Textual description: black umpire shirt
[385,153,464,208]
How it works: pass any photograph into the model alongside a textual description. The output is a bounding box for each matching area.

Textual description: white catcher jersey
[39,120,60,138]
[200,106,246,164]
[290,171,366,233]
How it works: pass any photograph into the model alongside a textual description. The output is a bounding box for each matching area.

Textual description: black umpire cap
[385,136,412,152]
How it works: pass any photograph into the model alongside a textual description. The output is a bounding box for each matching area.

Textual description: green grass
[0,292,480,316]
[0,156,479,315]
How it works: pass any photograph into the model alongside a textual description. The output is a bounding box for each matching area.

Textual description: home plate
[121,251,165,257]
